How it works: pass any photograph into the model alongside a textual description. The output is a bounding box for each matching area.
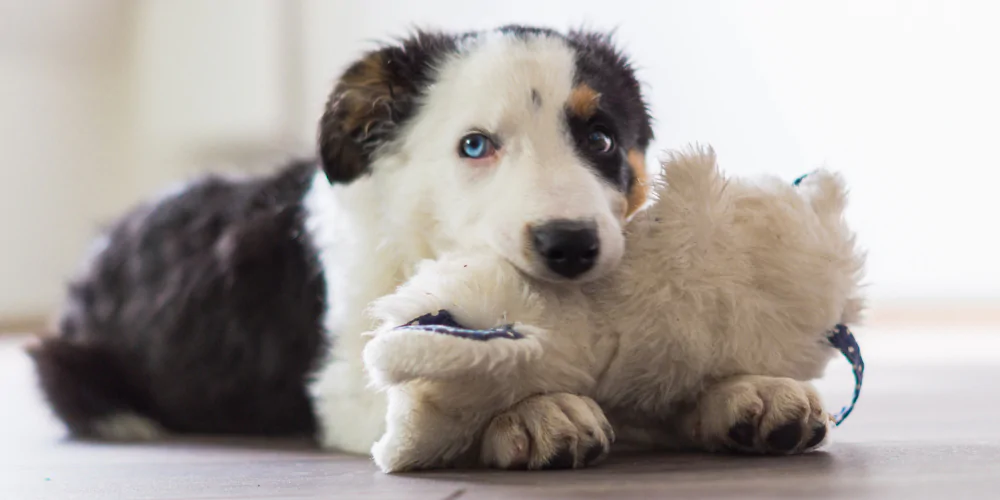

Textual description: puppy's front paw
[481,393,614,470]
[689,375,830,455]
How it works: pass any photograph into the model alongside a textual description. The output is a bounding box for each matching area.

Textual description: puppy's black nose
[530,220,600,279]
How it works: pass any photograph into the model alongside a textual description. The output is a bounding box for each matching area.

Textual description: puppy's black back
[29,160,326,438]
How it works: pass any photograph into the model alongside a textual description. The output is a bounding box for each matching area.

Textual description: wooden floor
[3,325,1000,499]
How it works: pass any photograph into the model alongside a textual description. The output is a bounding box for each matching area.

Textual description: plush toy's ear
[317,32,458,184]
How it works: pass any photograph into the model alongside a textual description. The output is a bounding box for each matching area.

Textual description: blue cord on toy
[793,170,864,426]
[395,172,866,427]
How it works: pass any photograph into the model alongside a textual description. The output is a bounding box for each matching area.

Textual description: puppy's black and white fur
[29,25,655,467]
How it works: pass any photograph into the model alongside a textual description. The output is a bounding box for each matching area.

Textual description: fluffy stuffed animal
[361,145,866,473]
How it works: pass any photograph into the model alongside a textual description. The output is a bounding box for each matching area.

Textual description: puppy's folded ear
[317,31,458,183]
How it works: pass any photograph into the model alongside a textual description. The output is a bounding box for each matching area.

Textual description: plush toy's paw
[363,320,545,388]
[689,375,830,455]
[481,393,615,470]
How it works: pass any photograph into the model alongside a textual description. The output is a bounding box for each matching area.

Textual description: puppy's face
[318,27,653,283]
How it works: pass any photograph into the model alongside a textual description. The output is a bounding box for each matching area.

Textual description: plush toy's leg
[371,383,496,472]
[363,252,565,472]
[365,326,549,473]
[480,392,615,470]
[366,322,554,472]
[676,375,831,455]
[363,325,546,388]
[367,322,613,472]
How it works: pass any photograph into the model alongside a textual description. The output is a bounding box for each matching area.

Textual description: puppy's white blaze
[400,34,626,282]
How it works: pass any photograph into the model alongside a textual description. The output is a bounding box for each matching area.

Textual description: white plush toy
[362,145,867,473]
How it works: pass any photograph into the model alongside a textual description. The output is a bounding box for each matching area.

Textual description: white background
[1,0,998,319]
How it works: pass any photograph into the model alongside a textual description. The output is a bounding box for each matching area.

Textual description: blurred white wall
[1,0,998,321]
[0,0,308,320]
[128,0,311,193]
[0,1,133,318]
[300,0,1000,303]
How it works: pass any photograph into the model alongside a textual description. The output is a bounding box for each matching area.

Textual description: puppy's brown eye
[587,130,614,154]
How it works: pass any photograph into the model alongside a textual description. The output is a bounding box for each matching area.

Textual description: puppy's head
[318,26,653,283]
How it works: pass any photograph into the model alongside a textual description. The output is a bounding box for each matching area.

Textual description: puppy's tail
[26,336,165,441]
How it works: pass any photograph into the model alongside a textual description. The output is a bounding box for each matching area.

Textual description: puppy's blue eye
[459,133,496,159]
[587,130,614,154]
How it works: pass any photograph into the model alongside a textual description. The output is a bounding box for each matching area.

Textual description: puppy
[28,25,654,467]
[362,146,867,472]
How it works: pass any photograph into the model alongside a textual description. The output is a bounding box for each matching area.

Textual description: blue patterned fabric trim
[395,310,525,341]
[826,324,864,426]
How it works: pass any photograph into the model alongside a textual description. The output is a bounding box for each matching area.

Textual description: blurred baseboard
[0,314,49,336]
[865,299,1000,328]
[2,300,998,336]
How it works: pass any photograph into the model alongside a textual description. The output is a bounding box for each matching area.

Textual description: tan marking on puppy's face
[626,149,650,218]
[566,84,601,119]
[319,50,407,182]
[335,53,393,134]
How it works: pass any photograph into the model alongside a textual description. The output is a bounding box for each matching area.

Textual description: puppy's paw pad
[803,422,829,450]
[696,376,829,455]
[583,442,606,464]
[541,446,577,470]
[726,420,757,449]
[765,422,803,453]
